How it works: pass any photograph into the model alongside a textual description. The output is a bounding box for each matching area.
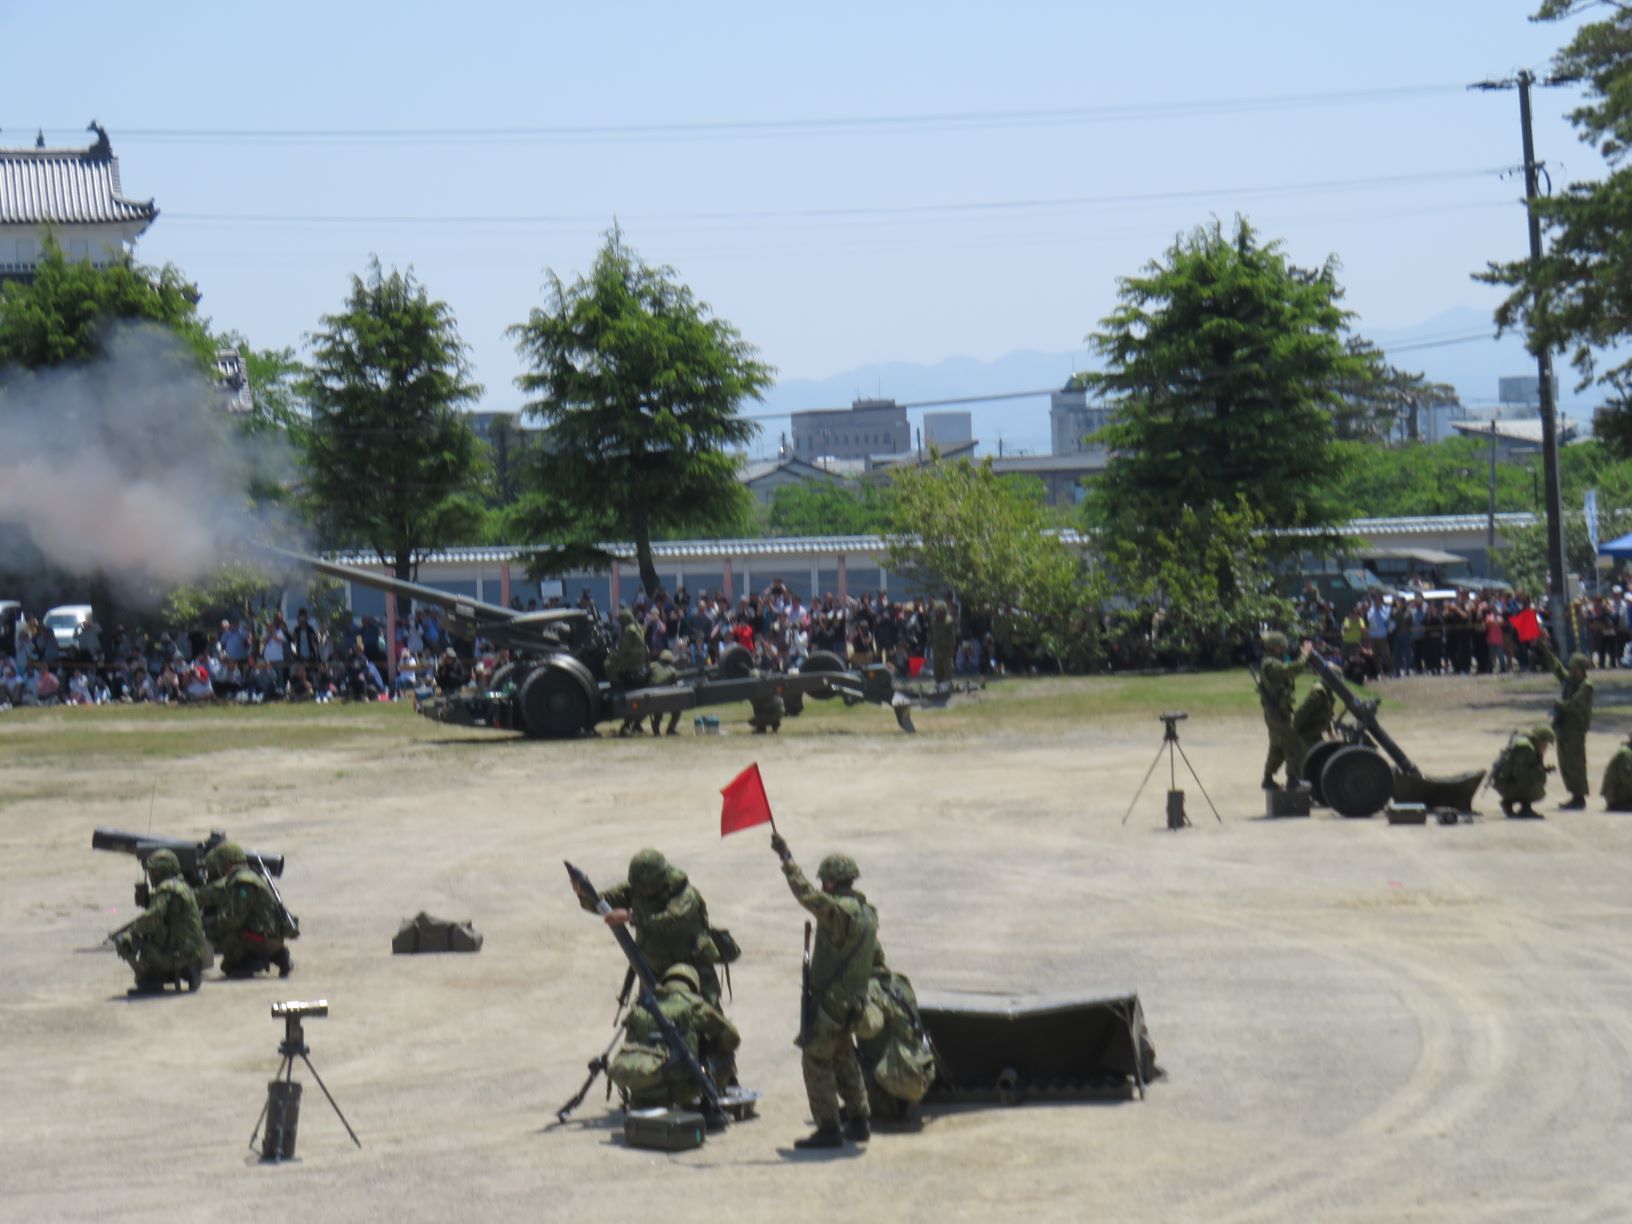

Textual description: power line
[166,167,1507,229]
[72,83,1468,146]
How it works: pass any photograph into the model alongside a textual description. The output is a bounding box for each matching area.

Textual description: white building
[0,123,157,281]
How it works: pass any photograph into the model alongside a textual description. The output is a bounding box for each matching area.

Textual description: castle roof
[0,124,158,227]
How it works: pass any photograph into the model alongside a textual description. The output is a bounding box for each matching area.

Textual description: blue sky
[1,0,1596,447]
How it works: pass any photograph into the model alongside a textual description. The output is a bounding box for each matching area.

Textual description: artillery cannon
[262,546,914,739]
[1300,652,1484,817]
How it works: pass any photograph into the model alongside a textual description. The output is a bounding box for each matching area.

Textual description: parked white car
[44,604,93,650]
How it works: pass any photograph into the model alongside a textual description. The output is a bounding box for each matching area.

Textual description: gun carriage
[1300,653,1485,818]
[264,546,914,739]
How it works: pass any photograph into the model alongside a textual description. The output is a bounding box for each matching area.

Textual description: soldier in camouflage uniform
[604,607,650,737]
[770,831,879,1150]
[1600,734,1632,811]
[1257,633,1316,789]
[608,963,740,1110]
[111,849,206,995]
[1291,684,1336,773]
[1493,725,1554,819]
[574,849,730,1006]
[930,601,956,688]
[194,840,297,978]
[748,681,784,734]
[1540,645,1594,808]
[645,649,681,737]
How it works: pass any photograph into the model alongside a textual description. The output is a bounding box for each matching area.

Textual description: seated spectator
[1,661,19,706]
[66,671,94,706]
[397,649,420,694]
[343,650,370,701]
[132,668,157,704]
[248,658,284,702]
[954,640,980,676]
[35,666,62,706]
[286,665,315,702]
[184,659,215,703]
[435,648,466,694]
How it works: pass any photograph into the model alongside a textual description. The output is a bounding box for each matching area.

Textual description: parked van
[43,604,93,651]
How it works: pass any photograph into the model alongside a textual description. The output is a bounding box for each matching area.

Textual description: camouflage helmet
[145,848,181,882]
[1530,725,1556,744]
[662,963,701,993]
[1569,652,1591,672]
[658,649,675,664]
[203,840,246,880]
[628,848,670,895]
[817,852,860,885]
[618,607,635,627]
[1262,631,1288,656]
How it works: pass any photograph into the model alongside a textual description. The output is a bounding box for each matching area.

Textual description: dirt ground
[3,671,1632,1223]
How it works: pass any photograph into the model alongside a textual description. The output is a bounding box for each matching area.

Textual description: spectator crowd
[0,579,997,713]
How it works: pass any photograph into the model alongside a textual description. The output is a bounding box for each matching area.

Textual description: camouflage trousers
[801,1006,869,1129]
[115,935,197,982]
[1262,713,1304,786]
[1557,728,1589,798]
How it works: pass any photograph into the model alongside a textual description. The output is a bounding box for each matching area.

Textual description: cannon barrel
[256,544,589,654]
[1305,651,1422,779]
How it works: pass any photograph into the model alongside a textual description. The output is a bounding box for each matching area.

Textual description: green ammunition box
[623,1108,706,1152]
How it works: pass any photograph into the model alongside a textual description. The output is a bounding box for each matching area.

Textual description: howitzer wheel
[717,645,753,679]
[1301,740,1348,805]
[800,650,847,700]
[1320,745,1393,818]
[518,667,593,739]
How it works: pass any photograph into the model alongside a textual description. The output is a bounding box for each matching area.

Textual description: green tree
[507,228,772,597]
[301,258,485,611]
[0,234,213,371]
[766,480,894,536]
[886,457,1085,663]
[1101,498,1297,665]
[1333,338,1462,444]
[1481,3,1632,451]
[1084,217,1366,551]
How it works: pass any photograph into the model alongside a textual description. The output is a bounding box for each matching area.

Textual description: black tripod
[1122,711,1221,829]
[249,1003,362,1162]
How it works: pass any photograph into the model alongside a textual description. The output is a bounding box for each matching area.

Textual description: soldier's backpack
[391,911,483,954]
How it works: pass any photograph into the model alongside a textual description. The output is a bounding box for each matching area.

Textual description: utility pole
[1473,70,1573,653]
[1488,419,1498,579]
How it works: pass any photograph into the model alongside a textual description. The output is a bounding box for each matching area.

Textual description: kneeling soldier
[1600,734,1632,812]
[609,963,739,1110]
[111,849,206,995]
[195,840,298,977]
[1493,725,1555,819]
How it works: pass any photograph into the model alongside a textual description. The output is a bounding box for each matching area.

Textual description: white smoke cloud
[0,324,294,593]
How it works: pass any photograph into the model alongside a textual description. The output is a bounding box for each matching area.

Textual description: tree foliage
[766,480,894,537]
[886,458,1085,660]
[1332,338,1462,444]
[1480,3,1632,451]
[300,258,485,605]
[0,234,214,372]
[1083,217,1365,550]
[507,228,772,596]
[1100,498,1297,665]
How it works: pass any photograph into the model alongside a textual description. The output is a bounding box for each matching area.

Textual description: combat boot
[127,976,166,997]
[1560,794,1587,810]
[185,964,202,992]
[843,1115,871,1143]
[272,948,294,978]
[793,1124,844,1150]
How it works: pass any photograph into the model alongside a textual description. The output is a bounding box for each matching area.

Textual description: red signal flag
[720,762,774,837]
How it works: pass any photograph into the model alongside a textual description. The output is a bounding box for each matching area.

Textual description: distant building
[923,411,973,449]
[1497,374,1559,417]
[1450,416,1577,462]
[989,453,1108,507]
[215,350,253,416]
[0,123,157,283]
[1049,384,1113,457]
[791,397,910,461]
[738,456,857,503]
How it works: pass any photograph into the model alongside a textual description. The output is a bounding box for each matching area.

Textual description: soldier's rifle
[564,861,728,1130]
[799,920,814,1049]
[1482,730,1519,796]
[252,851,300,938]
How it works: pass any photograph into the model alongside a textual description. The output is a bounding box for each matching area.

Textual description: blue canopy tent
[1598,531,1632,560]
